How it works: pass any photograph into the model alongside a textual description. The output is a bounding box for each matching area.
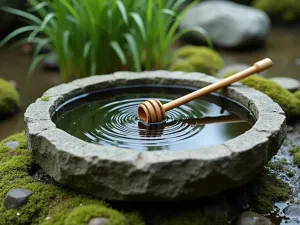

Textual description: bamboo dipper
[137,58,273,124]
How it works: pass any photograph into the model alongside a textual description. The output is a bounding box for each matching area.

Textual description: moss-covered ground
[0,133,292,224]
[0,78,20,117]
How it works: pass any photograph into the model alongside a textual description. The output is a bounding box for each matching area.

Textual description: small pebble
[3,189,33,209]
[88,217,111,225]
[284,205,300,217]
[237,211,274,225]
[270,77,300,92]
[4,141,19,150]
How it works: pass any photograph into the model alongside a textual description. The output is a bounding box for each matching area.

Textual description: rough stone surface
[24,71,286,201]
[4,141,19,150]
[3,189,33,209]
[270,77,300,92]
[283,205,300,217]
[237,211,274,225]
[180,1,270,49]
[88,218,111,225]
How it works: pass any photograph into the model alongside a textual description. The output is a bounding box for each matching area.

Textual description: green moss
[0,133,145,225]
[287,171,295,177]
[294,91,300,100]
[41,96,50,101]
[253,0,300,22]
[248,170,290,213]
[170,46,224,75]
[289,146,300,166]
[0,78,20,117]
[267,159,287,172]
[64,205,126,225]
[223,72,300,120]
[158,212,228,225]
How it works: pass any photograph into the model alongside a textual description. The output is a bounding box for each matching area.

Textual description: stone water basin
[24,71,286,201]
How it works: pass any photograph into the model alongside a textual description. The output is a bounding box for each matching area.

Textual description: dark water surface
[53,85,253,151]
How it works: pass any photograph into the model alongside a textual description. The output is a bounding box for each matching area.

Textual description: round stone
[24,71,286,201]
[270,77,300,92]
[3,188,33,209]
[88,218,110,225]
[4,141,19,150]
[237,211,274,225]
[43,52,59,71]
[283,205,300,217]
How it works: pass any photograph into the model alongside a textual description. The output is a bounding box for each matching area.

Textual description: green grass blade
[63,30,70,56]
[28,1,49,13]
[33,38,51,58]
[0,6,42,24]
[40,13,55,31]
[116,0,128,24]
[28,54,47,81]
[83,42,91,59]
[172,26,213,49]
[60,0,79,19]
[110,41,127,65]
[130,13,146,40]
[124,33,141,71]
[147,0,153,25]
[0,25,37,47]
[161,8,176,17]
[28,28,40,42]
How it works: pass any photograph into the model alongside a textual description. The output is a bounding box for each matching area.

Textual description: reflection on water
[54,85,253,151]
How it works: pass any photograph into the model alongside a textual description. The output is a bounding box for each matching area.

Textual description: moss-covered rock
[0,133,145,225]
[64,205,126,225]
[294,90,300,100]
[253,0,300,22]
[248,170,291,213]
[0,78,20,117]
[223,72,300,120]
[170,46,224,75]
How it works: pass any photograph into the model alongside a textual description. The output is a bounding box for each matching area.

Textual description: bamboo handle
[163,58,273,112]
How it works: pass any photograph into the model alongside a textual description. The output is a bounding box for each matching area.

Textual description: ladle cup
[137,58,273,124]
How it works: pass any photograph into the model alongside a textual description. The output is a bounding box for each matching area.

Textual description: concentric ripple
[54,86,252,151]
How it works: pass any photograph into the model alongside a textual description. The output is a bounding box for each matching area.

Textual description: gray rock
[4,141,19,150]
[43,52,59,71]
[237,211,274,225]
[24,71,286,201]
[88,218,110,225]
[3,189,33,209]
[270,77,300,92]
[180,1,270,49]
[283,205,300,217]
[216,64,251,78]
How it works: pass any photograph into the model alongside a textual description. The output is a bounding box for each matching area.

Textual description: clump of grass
[0,0,211,82]
[267,159,287,172]
[289,146,300,166]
